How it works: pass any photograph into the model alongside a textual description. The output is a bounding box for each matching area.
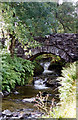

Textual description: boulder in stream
[48,60,64,75]
[33,62,44,76]
[22,97,35,103]
[3,91,10,96]
[13,91,19,95]
[46,78,61,88]
[2,109,13,117]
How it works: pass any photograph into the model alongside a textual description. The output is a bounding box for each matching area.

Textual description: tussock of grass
[49,94,76,118]
[42,94,76,118]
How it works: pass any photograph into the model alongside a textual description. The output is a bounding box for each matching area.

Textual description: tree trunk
[9,33,16,57]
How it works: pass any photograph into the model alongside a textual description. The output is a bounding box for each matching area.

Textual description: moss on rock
[27,76,33,85]
[33,61,44,76]
[48,60,65,75]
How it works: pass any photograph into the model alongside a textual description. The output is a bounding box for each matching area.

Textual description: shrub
[48,62,76,118]
[2,54,34,92]
[34,91,56,115]
[57,62,76,101]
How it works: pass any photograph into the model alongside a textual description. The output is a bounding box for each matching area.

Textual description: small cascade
[34,61,54,89]
[42,62,53,74]
[34,78,48,89]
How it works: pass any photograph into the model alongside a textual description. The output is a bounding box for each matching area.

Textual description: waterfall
[34,61,53,89]
[34,78,48,89]
[42,62,53,74]
[44,62,50,70]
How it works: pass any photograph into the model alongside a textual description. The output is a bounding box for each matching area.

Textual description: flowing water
[2,60,60,118]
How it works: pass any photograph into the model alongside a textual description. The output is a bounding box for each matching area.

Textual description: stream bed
[1,61,60,119]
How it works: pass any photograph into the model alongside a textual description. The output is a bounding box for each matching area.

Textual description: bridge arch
[28,33,78,62]
[29,51,65,62]
[29,46,72,62]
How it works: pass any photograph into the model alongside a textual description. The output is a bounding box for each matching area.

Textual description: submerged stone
[0,92,4,97]
[14,91,19,95]
[3,91,9,96]
[22,98,35,103]
[33,62,44,76]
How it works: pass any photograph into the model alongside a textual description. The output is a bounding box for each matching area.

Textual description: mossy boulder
[33,62,44,76]
[48,61,64,75]
[27,76,33,85]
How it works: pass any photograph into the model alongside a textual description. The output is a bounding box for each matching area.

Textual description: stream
[1,60,60,119]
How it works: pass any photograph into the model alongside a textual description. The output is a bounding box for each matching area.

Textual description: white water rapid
[34,78,48,89]
[34,62,53,89]
[42,62,53,74]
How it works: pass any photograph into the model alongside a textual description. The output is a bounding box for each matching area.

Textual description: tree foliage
[56,2,77,33]
[0,2,77,56]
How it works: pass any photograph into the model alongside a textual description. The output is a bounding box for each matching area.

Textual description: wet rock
[23,112,31,116]
[33,62,44,76]
[12,99,22,103]
[46,77,61,88]
[48,61,64,74]
[0,92,4,97]
[12,111,32,119]
[10,116,20,119]
[0,112,2,117]
[12,112,26,119]
[1,108,43,119]
[17,112,25,119]
[19,109,23,111]
[12,112,19,117]
[22,97,35,103]
[15,99,22,103]
[0,116,3,120]
[3,115,7,119]
[2,109,12,117]
[3,91,9,96]
[14,91,19,95]
[46,82,61,88]
[46,78,56,86]
[23,108,34,112]
[30,112,42,118]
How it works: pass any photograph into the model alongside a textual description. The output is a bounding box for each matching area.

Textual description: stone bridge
[1,33,78,62]
[27,33,78,62]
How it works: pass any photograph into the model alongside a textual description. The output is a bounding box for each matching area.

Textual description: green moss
[48,61,65,75]
[33,61,44,76]
[27,76,33,85]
